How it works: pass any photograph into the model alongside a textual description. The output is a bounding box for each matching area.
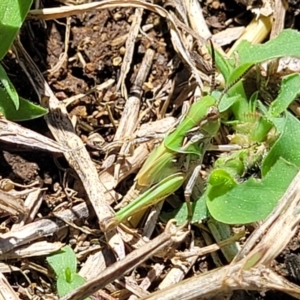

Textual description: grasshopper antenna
[209,39,216,94]
[219,65,253,101]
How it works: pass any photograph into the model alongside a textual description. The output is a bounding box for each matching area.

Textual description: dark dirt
[2,0,300,299]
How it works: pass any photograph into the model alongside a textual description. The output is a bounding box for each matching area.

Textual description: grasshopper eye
[206,106,219,121]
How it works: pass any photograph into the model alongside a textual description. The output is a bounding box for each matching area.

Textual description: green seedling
[105,29,300,230]
[46,245,90,299]
[0,0,48,121]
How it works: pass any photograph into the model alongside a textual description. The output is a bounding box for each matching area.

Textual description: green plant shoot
[0,0,48,120]
[46,246,91,299]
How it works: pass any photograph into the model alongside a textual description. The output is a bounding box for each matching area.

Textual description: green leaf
[207,158,298,224]
[228,29,300,84]
[268,73,300,117]
[0,0,33,59]
[190,194,209,222]
[224,80,249,120]
[214,48,234,82]
[0,64,19,109]
[207,169,237,199]
[214,29,300,120]
[214,153,245,176]
[46,246,77,276]
[0,86,47,121]
[228,63,253,87]
[161,198,208,225]
[262,113,300,175]
[237,29,300,65]
[217,94,240,113]
[250,116,273,143]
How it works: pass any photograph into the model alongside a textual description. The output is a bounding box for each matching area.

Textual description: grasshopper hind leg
[184,165,203,221]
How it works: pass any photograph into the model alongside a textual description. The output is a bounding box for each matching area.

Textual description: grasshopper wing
[136,144,178,187]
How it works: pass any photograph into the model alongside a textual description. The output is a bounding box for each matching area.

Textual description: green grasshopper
[103,95,220,231]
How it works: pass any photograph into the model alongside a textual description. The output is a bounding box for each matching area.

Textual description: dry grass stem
[116,7,144,97]
[0,202,89,255]
[0,117,67,153]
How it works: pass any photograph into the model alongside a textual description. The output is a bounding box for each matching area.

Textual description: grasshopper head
[201,105,220,138]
